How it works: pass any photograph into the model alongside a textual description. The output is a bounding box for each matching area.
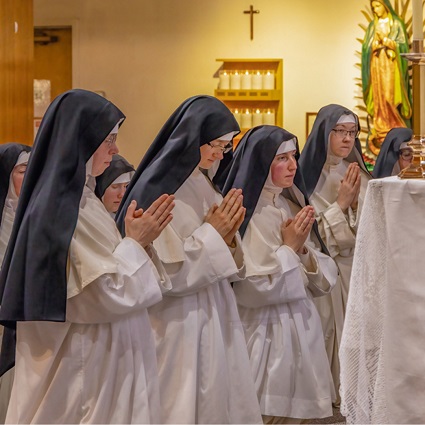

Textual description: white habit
[150,168,262,424]
[309,155,370,394]
[5,185,170,424]
[234,188,337,419]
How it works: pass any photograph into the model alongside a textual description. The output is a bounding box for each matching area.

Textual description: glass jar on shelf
[230,71,241,90]
[263,108,276,125]
[218,70,230,90]
[251,70,263,90]
[241,70,252,90]
[262,70,275,90]
[241,108,252,129]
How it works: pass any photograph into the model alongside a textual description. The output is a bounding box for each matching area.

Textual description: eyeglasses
[331,129,359,139]
[399,150,413,160]
[207,141,233,153]
[105,133,117,146]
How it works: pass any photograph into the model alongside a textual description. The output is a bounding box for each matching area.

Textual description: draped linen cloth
[340,176,425,424]
[5,186,170,424]
[150,168,262,424]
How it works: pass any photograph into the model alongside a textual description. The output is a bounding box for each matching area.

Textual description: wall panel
[0,0,34,145]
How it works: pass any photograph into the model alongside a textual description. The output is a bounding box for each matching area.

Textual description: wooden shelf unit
[214,58,283,138]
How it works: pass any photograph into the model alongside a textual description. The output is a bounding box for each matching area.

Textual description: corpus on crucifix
[243,5,260,40]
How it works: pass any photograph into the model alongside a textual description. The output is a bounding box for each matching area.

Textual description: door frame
[34,18,80,87]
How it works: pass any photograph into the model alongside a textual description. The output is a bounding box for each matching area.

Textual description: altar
[339,176,425,424]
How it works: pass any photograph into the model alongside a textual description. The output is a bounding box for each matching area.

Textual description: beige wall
[34,0,366,164]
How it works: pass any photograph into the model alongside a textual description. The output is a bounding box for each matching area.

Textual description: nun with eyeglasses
[373,127,413,178]
[116,95,262,424]
[299,104,371,402]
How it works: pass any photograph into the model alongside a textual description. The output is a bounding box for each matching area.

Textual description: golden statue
[362,0,412,155]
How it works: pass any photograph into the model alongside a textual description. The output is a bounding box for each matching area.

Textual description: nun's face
[92,134,119,177]
[11,163,27,197]
[102,182,128,213]
[329,123,357,158]
[270,150,297,188]
[199,139,231,169]
[398,148,413,170]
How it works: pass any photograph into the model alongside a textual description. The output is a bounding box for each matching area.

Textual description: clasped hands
[281,206,315,255]
[373,32,396,59]
[204,188,315,254]
[125,194,175,248]
[337,162,361,214]
[205,188,246,246]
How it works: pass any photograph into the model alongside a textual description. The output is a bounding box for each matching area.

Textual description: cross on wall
[243,5,260,40]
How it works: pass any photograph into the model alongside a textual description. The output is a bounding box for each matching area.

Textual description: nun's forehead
[111,171,134,185]
[336,114,356,125]
[275,138,297,155]
[15,151,30,167]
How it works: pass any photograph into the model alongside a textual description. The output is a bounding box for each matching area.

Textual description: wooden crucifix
[243,5,260,40]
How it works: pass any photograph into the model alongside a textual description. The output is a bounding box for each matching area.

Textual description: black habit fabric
[95,154,135,199]
[0,89,125,375]
[116,95,239,234]
[221,125,329,259]
[298,104,370,198]
[0,143,31,219]
[373,127,413,178]
[212,147,234,191]
[222,126,302,237]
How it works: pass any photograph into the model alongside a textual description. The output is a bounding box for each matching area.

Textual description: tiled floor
[307,407,346,424]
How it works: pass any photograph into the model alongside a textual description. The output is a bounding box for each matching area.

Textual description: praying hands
[205,188,246,246]
[337,162,361,213]
[281,205,316,254]
[125,194,175,248]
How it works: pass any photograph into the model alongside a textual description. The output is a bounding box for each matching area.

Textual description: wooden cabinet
[214,58,283,140]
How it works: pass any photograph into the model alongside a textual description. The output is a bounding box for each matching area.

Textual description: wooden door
[0,0,34,145]
[34,27,72,111]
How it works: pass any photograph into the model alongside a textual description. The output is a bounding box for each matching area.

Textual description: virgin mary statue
[362,0,412,155]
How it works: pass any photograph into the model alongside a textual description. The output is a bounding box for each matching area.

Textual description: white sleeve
[234,244,337,308]
[300,245,338,297]
[226,232,246,282]
[66,237,168,323]
[161,222,244,296]
[316,201,357,257]
[234,245,308,308]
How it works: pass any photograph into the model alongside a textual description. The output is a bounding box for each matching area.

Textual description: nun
[0,143,31,423]
[116,95,262,424]
[222,125,338,424]
[0,89,174,424]
[373,127,413,178]
[299,104,371,400]
[95,153,135,217]
[0,143,31,264]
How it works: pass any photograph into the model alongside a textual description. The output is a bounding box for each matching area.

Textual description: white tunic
[150,168,262,424]
[234,189,338,419]
[309,156,370,395]
[5,186,170,424]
